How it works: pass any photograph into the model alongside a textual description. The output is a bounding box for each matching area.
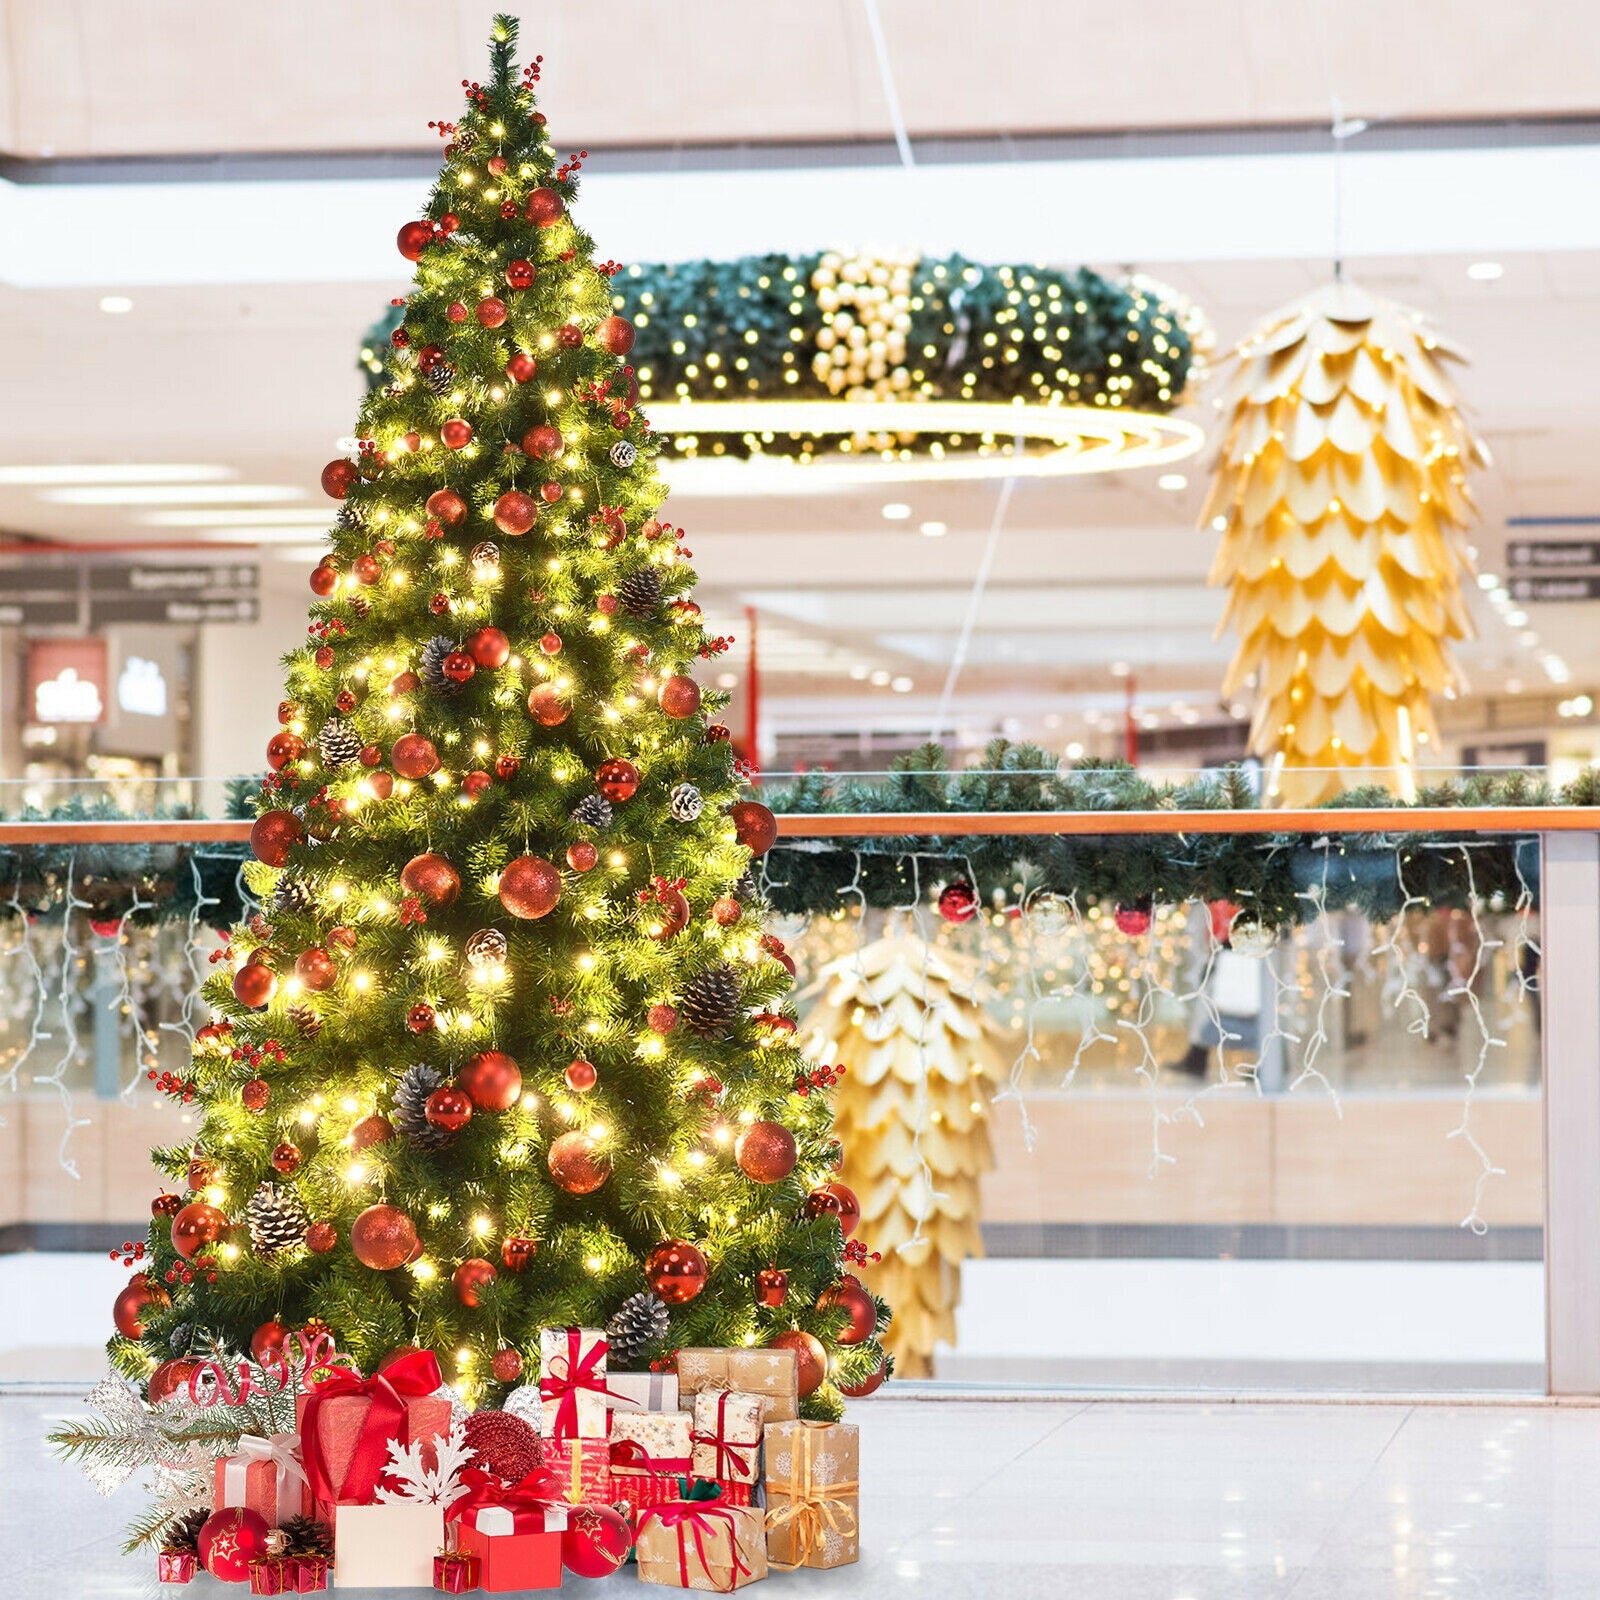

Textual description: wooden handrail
[0,806,1590,847]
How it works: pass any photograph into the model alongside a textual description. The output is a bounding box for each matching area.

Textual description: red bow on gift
[537,1327,629,1445]
[609,1437,693,1476]
[690,1390,758,1483]
[446,1465,566,1533]
[298,1348,443,1507]
[640,1501,752,1593]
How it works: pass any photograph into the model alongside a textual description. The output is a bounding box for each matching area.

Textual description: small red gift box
[543,1436,611,1506]
[248,1556,292,1595]
[446,1465,567,1592]
[156,1549,196,1584]
[290,1555,329,1593]
[433,1550,480,1593]
[214,1433,311,1526]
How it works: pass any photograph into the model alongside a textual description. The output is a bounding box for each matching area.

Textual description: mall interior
[7,4,1600,1597]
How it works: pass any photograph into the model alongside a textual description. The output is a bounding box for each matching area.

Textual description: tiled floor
[14,1390,1600,1598]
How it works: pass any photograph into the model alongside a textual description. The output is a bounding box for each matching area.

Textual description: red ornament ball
[113,1273,169,1340]
[476,296,507,328]
[401,851,461,907]
[547,1130,610,1194]
[527,187,565,227]
[821,1181,861,1238]
[566,840,597,872]
[657,675,701,719]
[416,344,446,371]
[595,759,640,802]
[306,1220,338,1254]
[540,481,563,504]
[270,1142,302,1176]
[802,1187,843,1224]
[769,1330,827,1396]
[366,771,395,802]
[506,350,537,384]
[250,1319,288,1364]
[563,1057,597,1093]
[506,258,536,291]
[250,810,305,867]
[938,881,978,924]
[320,459,358,499]
[232,961,276,1007]
[351,552,380,586]
[539,631,562,655]
[735,1120,798,1184]
[597,593,618,616]
[425,1085,473,1133]
[425,488,468,528]
[491,1347,524,1383]
[821,1278,877,1344]
[152,1191,183,1218]
[429,592,453,617]
[1114,901,1153,937]
[350,1203,418,1271]
[442,650,476,684]
[276,700,300,725]
[595,315,635,355]
[499,855,561,920]
[556,323,583,349]
[241,1078,270,1112]
[647,887,691,941]
[187,1155,218,1192]
[452,1257,498,1308]
[493,490,538,536]
[390,733,440,780]
[351,1114,393,1150]
[500,1234,537,1273]
[294,946,337,991]
[466,626,511,669]
[522,423,563,460]
[756,1266,789,1308]
[390,670,420,696]
[712,897,742,927]
[171,1202,228,1259]
[528,683,570,727]
[396,220,433,261]
[308,563,338,598]
[729,800,778,856]
[645,1238,709,1305]
[840,1352,888,1398]
[561,1505,630,1579]
[486,155,508,176]
[446,300,468,324]
[647,1003,678,1033]
[148,1358,199,1406]
[441,418,474,450]
[495,754,521,781]
[406,1002,436,1034]
[462,1049,522,1111]
[461,769,492,798]
[199,1506,271,1581]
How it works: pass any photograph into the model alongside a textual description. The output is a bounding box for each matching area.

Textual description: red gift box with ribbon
[293,1349,452,1520]
[290,1554,329,1593]
[248,1556,292,1595]
[636,1497,768,1591]
[433,1550,480,1592]
[156,1549,197,1584]
[542,1436,611,1506]
[214,1432,311,1526]
[446,1466,567,1591]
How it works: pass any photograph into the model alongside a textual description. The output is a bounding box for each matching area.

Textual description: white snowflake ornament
[375,1418,473,1506]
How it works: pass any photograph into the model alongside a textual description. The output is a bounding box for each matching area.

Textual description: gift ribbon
[446,1464,567,1533]
[639,1501,752,1594]
[764,1422,859,1570]
[537,1327,629,1445]
[225,1432,309,1516]
[690,1389,759,1484]
[189,1330,357,1410]
[609,1437,693,1477]
[297,1348,443,1506]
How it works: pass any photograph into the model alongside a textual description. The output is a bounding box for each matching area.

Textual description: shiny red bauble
[149,1357,199,1405]
[442,650,476,684]
[840,1353,887,1398]
[498,855,561,920]
[320,459,358,499]
[461,1049,522,1111]
[563,1057,597,1092]
[441,418,474,450]
[461,769,492,798]
[366,771,395,800]
[391,670,420,696]
[314,646,335,669]
[271,1142,302,1176]
[802,1188,843,1224]
[501,1234,538,1272]
[200,1506,271,1581]
[595,759,640,802]
[463,627,509,670]
[527,683,570,726]
[113,1273,168,1340]
[522,423,563,460]
[294,946,337,991]
[187,1155,218,1191]
[756,1266,789,1308]
[540,481,563,504]
[527,187,565,227]
[493,490,538,536]
[506,350,537,384]
[595,315,635,355]
[401,851,461,907]
[152,1192,183,1218]
[769,1330,828,1396]
[171,1202,228,1259]
[1114,901,1153,937]
[250,809,305,867]
[277,700,300,725]
[351,552,380,586]
[350,1203,419,1271]
[821,1181,861,1238]
[561,1504,630,1579]
[491,1347,524,1383]
[351,1114,393,1150]
[452,1257,498,1307]
[391,733,440,780]
[232,961,277,1007]
[736,1120,798,1184]
[416,343,446,371]
[425,1084,473,1133]
[547,1130,610,1194]
[425,487,468,528]
[406,1002,436,1035]
[495,755,521,781]
[729,800,778,856]
[308,562,339,597]
[539,632,563,655]
[645,1238,709,1305]
[566,841,598,872]
[265,731,304,771]
[241,1078,270,1112]
[396,220,433,261]
[328,924,357,952]
[657,675,701,719]
[306,1220,338,1254]
[250,1319,288,1363]
[821,1278,877,1344]
[475,296,507,328]
[446,300,468,323]
[506,258,536,290]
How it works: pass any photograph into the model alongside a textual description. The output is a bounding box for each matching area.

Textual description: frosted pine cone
[606,1291,670,1363]
[317,718,362,768]
[394,1062,455,1150]
[569,794,613,830]
[669,783,703,822]
[246,1181,308,1256]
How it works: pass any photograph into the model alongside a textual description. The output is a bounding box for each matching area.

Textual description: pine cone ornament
[680,964,741,1037]
[162,1508,211,1556]
[419,635,465,697]
[470,540,500,571]
[317,717,362,768]
[669,783,704,822]
[426,361,455,396]
[288,1002,322,1038]
[569,793,613,830]
[394,1062,455,1150]
[465,928,508,971]
[336,502,366,532]
[272,875,315,916]
[616,569,663,616]
[277,1514,334,1559]
[609,440,637,468]
[246,1181,309,1256]
[606,1291,670,1363]
[167,1321,194,1356]
[732,867,760,902]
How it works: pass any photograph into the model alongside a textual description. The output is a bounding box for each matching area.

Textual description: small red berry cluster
[165,1255,219,1288]
[460,79,491,111]
[399,895,427,926]
[595,259,623,278]
[522,56,543,86]
[753,1011,796,1034]
[843,1238,882,1266]
[699,634,734,660]
[733,757,756,781]
[206,940,231,967]
[688,1074,724,1105]
[794,1062,846,1096]
[146,1069,197,1103]
[109,1238,148,1267]
[307,618,347,642]
[554,149,588,182]
[260,769,303,796]
[636,875,687,907]
[428,118,459,141]
[230,1038,285,1070]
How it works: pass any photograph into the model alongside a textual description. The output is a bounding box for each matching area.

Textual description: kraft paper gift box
[607,1369,680,1413]
[542,1436,611,1505]
[674,1348,799,1424]
[762,1420,859,1570]
[214,1433,312,1527]
[329,1503,445,1589]
[450,1502,566,1592]
[538,1326,613,1441]
[636,1498,768,1592]
[689,1391,764,1493]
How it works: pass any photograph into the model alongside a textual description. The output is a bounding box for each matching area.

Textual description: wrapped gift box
[156,1549,196,1584]
[214,1433,311,1527]
[432,1550,480,1593]
[611,1410,694,1476]
[608,1370,679,1413]
[636,1500,768,1592]
[538,1326,612,1442]
[290,1555,330,1593]
[542,1436,611,1506]
[451,1501,565,1592]
[249,1556,292,1595]
[675,1348,798,1424]
[329,1503,444,1589]
[763,1420,859,1570]
[689,1390,764,1491]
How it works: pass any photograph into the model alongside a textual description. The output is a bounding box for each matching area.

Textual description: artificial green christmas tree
[114,16,887,1417]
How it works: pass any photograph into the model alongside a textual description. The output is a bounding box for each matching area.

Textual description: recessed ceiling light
[1157,473,1188,492]
[41,484,305,505]
[1109,661,1131,678]
[98,295,133,314]
[0,464,233,487]
[1466,261,1504,281]
[1211,515,1228,532]
[919,520,947,538]
[1504,609,1528,628]
[890,676,914,693]
[869,669,891,686]
[881,502,912,521]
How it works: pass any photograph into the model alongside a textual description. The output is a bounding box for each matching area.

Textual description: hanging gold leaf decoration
[799,933,1004,1378]
[1203,282,1487,805]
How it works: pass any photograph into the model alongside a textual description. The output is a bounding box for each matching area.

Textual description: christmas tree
[114,17,887,1417]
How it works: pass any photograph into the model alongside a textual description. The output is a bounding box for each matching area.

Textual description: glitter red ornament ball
[647,1003,678,1033]
[425,1085,473,1133]
[735,1120,798,1184]
[320,459,358,499]
[351,1114,393,1150]
[452,1257,497,1307]
[461,1049,522,1111]
[595,315,635,355]
[563,1057,597,1093]
[294,946,337,991]
[232,960,276,1007]
[506,350,537,384]
[595,759,640,802]
[657,675,701,719]
[406,1002,436,1034]
[447,300,468,324]
[712,897,742,927]
[250,810,305,867]
[425,488,468,528]
[476,296,507,328]
[493,489,538,536]
[491,1347,523,1383]
[441,419,474,450]
[401,851,461,907]
[522,423,563,460]
[566,840,597,872]
[390,733,440,779]
[768,1329,827,1396]
[729,801,778,856]
[396,220,433,261]
[113,1273,169,1340]
[540,481,563,504]
[498,855,561,920]
[561,1504,630,1579]
[1114,900,1153,937]
[506,258,536,290]
[306,1220,338,1254]
[461,769,492,798]
[350,1203,418,1271]
[270,1142,302,1176]
[527,186,565,227]
[241,1078,270,1112]
[547,1130,609,1194]
[171,1202,228,1259]
[500,1234,537,1273]
[528,683,570,726]
[308,563,339,598]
